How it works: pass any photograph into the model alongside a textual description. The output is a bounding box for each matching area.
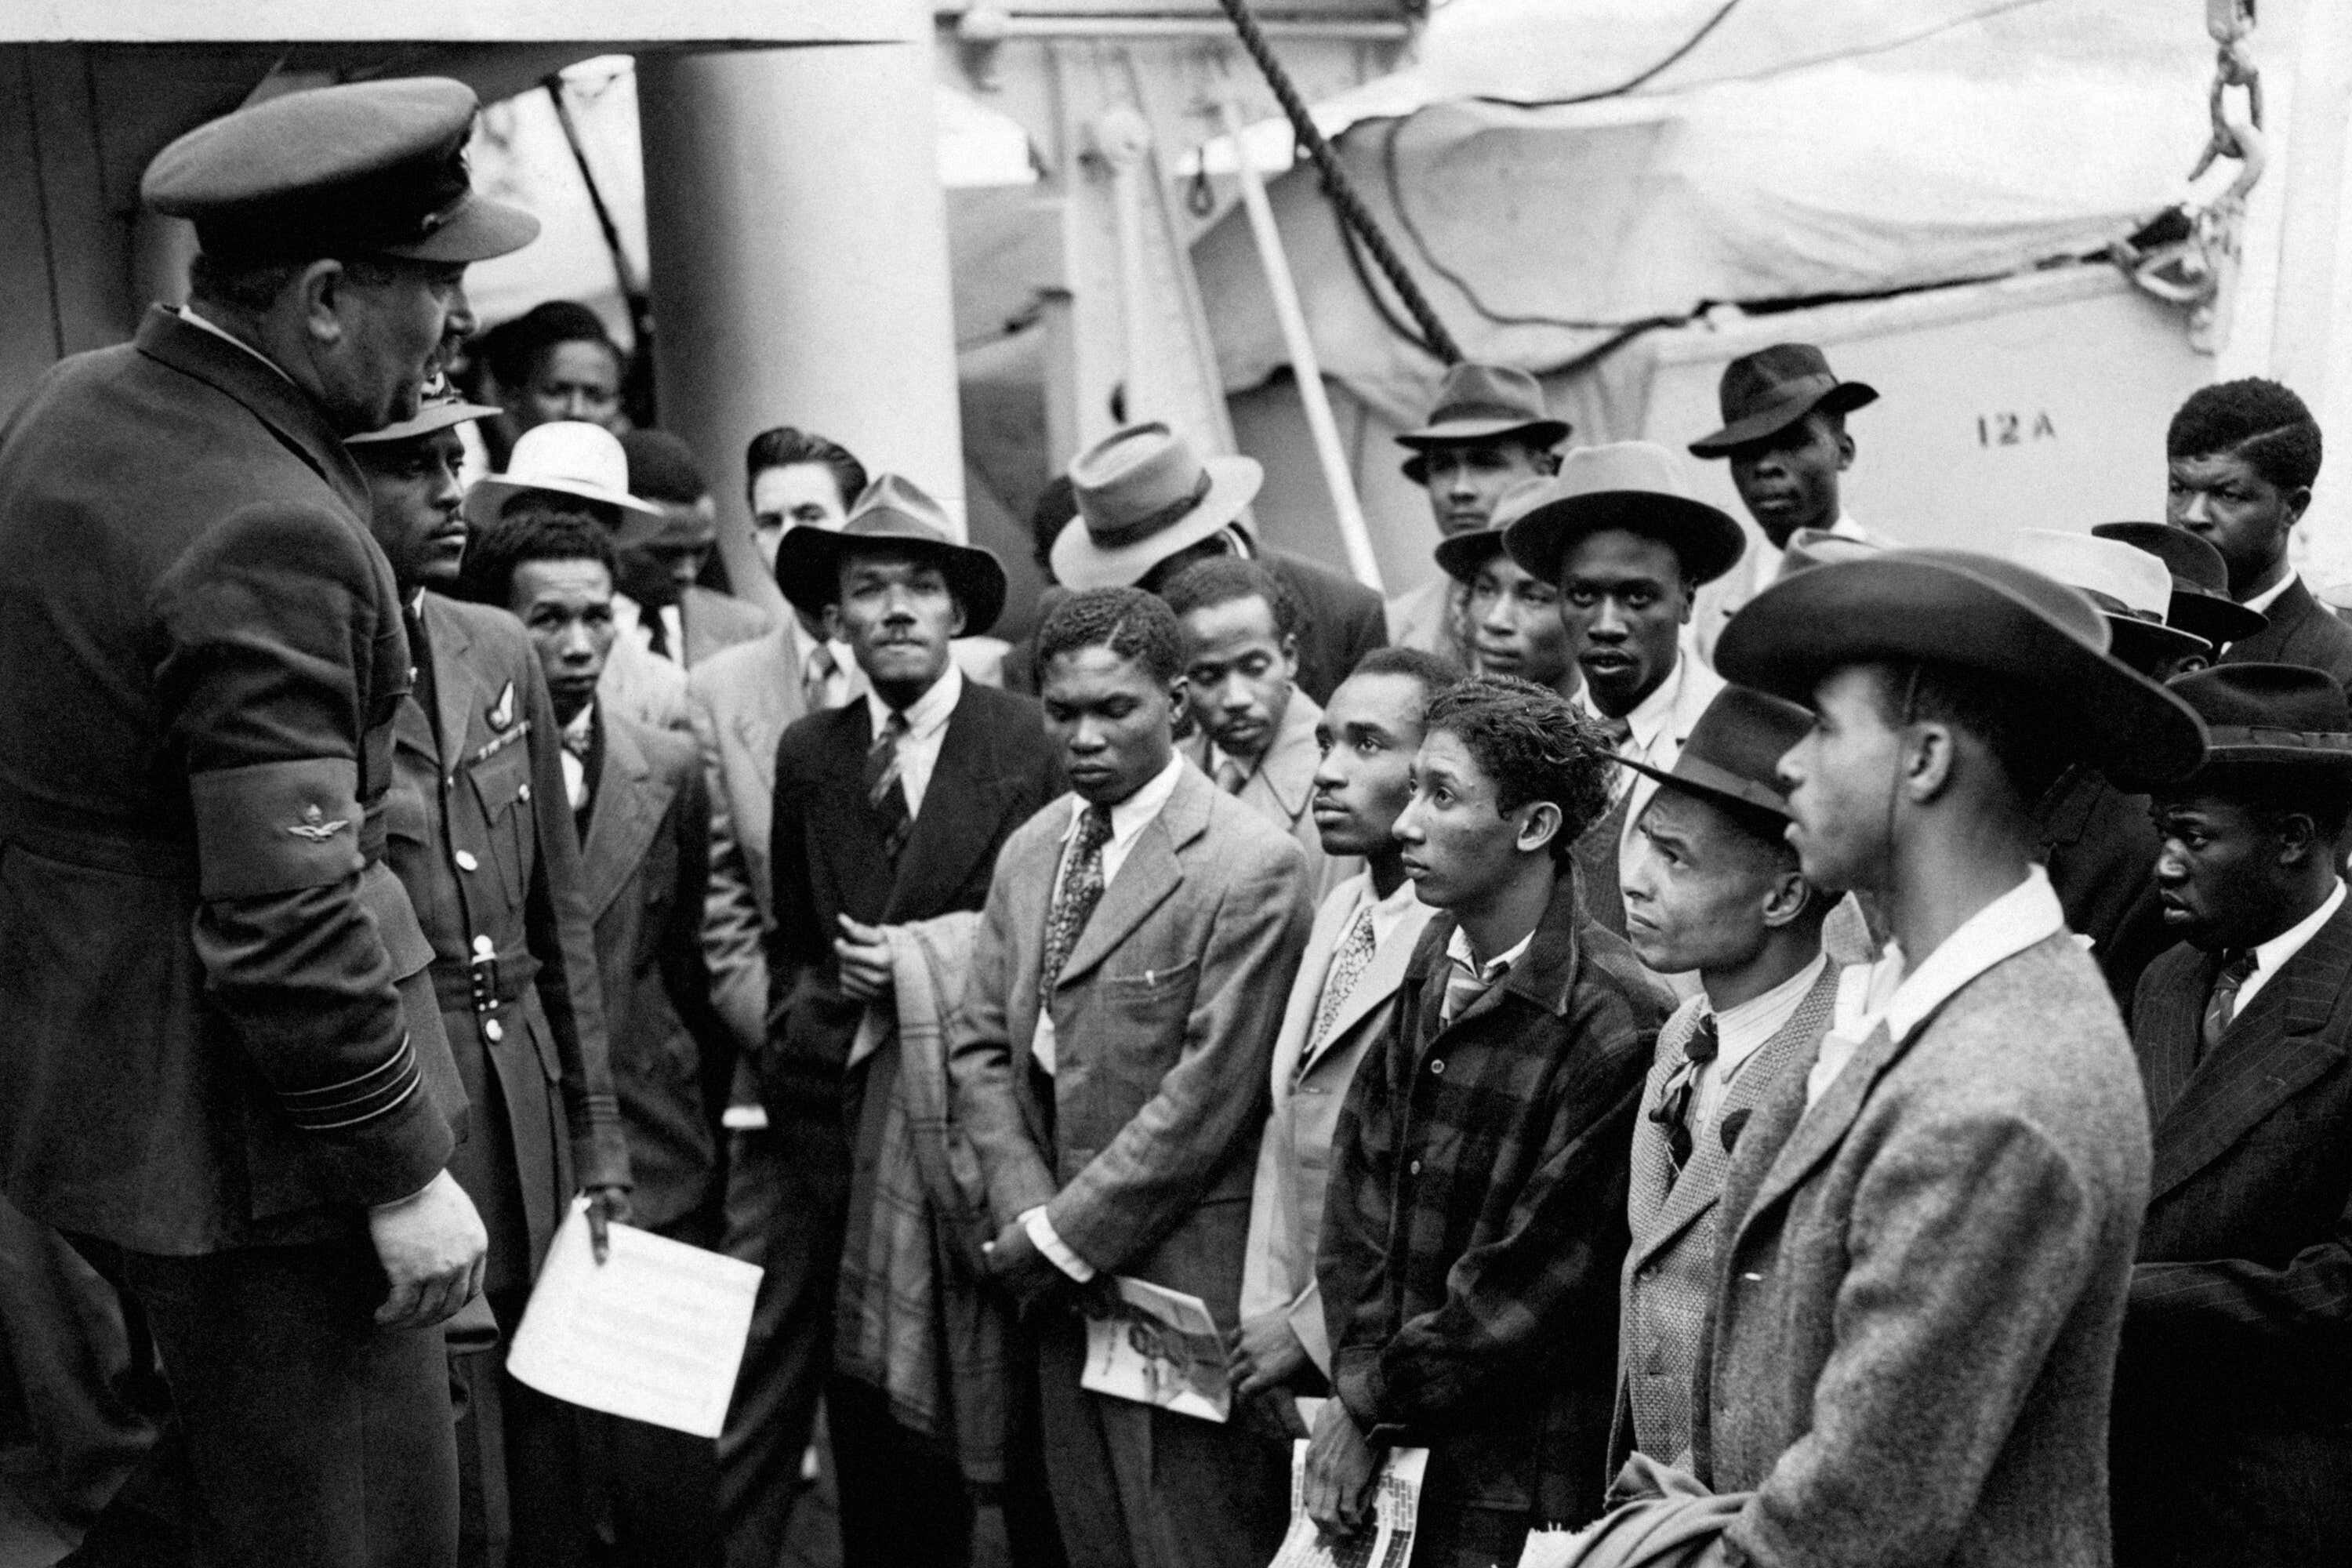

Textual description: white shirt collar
[1445,920,1536,981]
[863,659,962,743]
[1065,751,1186,849]
[1710,953,1829,1070]
[2235,877,2347,1015]
[1585,652,1690,752]
[1872,866,2066,1046]
[176,306,296,387]
[2243,567,2299,616]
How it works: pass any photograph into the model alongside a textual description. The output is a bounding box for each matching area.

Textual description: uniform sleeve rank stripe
[278,1034,420,1130]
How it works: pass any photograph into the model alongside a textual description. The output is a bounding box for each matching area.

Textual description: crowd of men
[0,73,2346,1568]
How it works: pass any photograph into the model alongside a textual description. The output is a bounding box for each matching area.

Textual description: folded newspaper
[1081,1276,1232,1422]
[1266,1439,1428,1568]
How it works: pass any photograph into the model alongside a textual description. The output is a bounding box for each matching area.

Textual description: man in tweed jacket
[1612,685,1835,1470]
[1311,677,1666,1567]
[1664,550,2205,1566]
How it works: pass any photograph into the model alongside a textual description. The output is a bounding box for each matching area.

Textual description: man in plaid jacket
[1308,677,1668,1567]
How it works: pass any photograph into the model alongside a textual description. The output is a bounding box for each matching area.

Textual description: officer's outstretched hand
[369,1168,488,1330]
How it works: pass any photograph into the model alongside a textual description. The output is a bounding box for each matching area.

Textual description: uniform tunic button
[518,783,531,802]
[473,935,495,957]
[1430,1058,1445,1076]
[455,850,479,872]
[1408,1159,1422,1175]
[485,1018,504,1043]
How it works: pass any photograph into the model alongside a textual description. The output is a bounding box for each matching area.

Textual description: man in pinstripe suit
[2118,662,2352,1566]
[1611,684,1837,1472]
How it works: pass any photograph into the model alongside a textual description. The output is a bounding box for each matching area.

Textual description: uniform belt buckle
[469,949,500,1013]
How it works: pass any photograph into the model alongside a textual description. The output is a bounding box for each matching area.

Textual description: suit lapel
[579,717,673,916]
[1254,694,1323,827]
[394,688,440,765]
[1297,898,1430,1079]
[1268,881,1355,1095]
[2150,901,2352,1200]
[425,597,483,771]
[884,687,1007,923]
[2135,949,2213,1129]
[1055,770,1207,987]
[1635,963,1839,1270]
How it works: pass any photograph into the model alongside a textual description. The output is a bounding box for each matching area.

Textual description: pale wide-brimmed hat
[1501,441,1747,588]
[464,420,661,530]
[2007,528,2210,670]
[775,473,1008,634]
[2092,521,2268,648]
[1051,423,1263,592]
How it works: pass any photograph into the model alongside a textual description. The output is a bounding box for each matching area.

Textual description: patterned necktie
[1439,948,1504,1027]
[866,710,912,862]
[1214,756,1250,795]
[1308,906,1379,1052]
[1040,805,1116,997]
[1650,1014,1720,1174]
[801,641,837,715]
[2200,949,2257,1058]
[643,605,672,660]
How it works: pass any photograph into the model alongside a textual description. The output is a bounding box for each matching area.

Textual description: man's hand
[368,1168,488,1330]
[586,1185,633,1265]
[982,1218,1071,1315]
[1303,1395,1381,1538]
[835,916,893,1002]
[1227,1310,1311,1401]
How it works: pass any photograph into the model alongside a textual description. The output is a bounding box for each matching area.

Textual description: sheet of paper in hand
[508,1197,764,1437]
[1267,1440,1428,1568]
[1080,1276,1232,1422]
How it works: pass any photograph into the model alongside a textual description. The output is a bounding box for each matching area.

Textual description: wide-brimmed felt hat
[1715,547,2209,786]
[776,473,1007,634]
[1052,423,1262,592]
[1433,528,1509,584]
[1774,526,1883,583]
[1624,683,1815,822]
[2143,663,2352,785]
[1501,441,1747,588]
[2007,528,2210,671]
[1689,343,1878,457]
[347,383,500,447]
[2092,521,2268,647]
[143,78,539,267]
[1396,364,1569,482]
[465,420,661,531]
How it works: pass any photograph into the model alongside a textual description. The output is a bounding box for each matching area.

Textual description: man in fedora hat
[1387,364,1569,667]
[1604,549,2203,1564]
[768,477,1067,1568]
[1056,423,1387,707]
[2009,529,2216,1010]
[2165,378,2352,685]
[1501,441,1744,940]
[1613,684,1838,1474]
[1687,343,1880,666]
[2095,519,2267,657]
[0,77,537,1563]
[358,401,634,1568]
[2112,663,2352,1568]
[1435,513,1582,702]
[470,419,691,734]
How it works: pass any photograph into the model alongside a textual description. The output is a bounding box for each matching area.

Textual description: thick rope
[1215,0,1465,364]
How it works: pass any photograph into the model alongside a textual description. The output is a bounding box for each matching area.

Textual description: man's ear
[2285,485,2315,526]
[1280,632,1299,680]
[1676,579,1698,626]
[948,595,968,640]
[1835,425,1857,473]
[1903,720,1958,804]
[296,260,349,348]
[821,603,844,642]
[1759,865,1813,931]
[1516,800,1566,857]
[2272,809,2323,868]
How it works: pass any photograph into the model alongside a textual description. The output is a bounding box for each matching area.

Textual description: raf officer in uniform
[0,80,533,1566]
[350,398,631,1566]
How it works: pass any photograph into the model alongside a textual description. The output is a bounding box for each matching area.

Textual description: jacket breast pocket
[1089,959,1201,1094]
[465,743,535,908]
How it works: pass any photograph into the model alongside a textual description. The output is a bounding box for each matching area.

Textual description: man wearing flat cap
[1588,549,2200,1563]
[1055,423,1387,706]
[353,397,634,1567]
[0,77,535,1564]
[1500,441,1740,941]
[2008,528,2216,1011]
[1387,364,1568,668]
[2113,663,2352,1568]
[1687,343,1879,666]
[768,477,1067,1568]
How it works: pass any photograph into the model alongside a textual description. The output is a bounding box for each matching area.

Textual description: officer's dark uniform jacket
[0,307,464,1251]
[390,590,627,1292]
